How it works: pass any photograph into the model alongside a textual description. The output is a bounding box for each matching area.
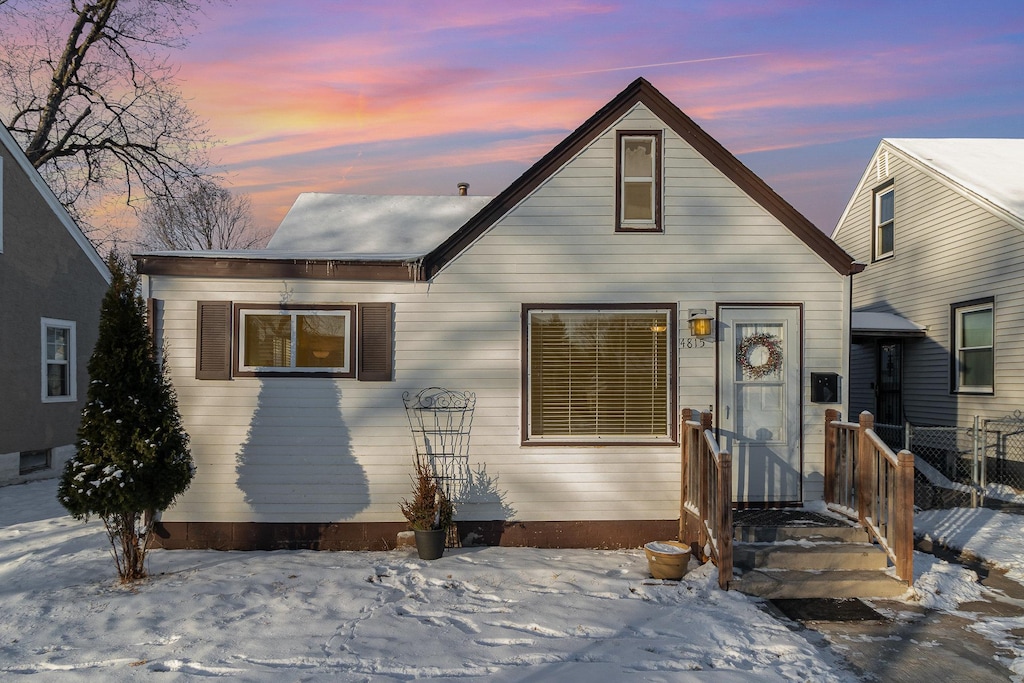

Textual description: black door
[876,340,903,425]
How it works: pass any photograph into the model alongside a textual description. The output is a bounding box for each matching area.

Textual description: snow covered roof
[886,139,1024,223]
[851,311,926,338]
[266,193,494,260]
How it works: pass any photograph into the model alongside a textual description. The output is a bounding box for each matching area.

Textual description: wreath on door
[737,332,783,379]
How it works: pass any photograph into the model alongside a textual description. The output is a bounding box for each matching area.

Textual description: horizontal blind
[531,311,668,438]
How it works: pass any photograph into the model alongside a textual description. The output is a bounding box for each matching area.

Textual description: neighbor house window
[41,318,76,402]
[236,305,354,377]
[616,131,662,232]
[873,183,895,260]
[525,305,674,444]
[953,300,994,393]
[20,449,51,475]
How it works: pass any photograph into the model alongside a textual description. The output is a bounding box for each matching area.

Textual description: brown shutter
[358,302,394,381]
[195,301,232,380]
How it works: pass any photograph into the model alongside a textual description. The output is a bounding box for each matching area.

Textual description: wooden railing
[825,409,914,584]
[680,408,732,590]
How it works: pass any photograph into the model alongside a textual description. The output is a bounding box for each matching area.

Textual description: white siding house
[833,139,1024,431]
[136,79,859,550]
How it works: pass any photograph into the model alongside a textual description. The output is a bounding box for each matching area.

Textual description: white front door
[717,306,802,503]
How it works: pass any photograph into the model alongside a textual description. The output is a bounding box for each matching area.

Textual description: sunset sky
[162,1,1023,236]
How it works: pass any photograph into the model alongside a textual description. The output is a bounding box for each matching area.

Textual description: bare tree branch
[138,179,270,251]
[0,0,218,243]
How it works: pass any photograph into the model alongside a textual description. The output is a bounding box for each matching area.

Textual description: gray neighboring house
[832,138,1024,429]
[0,122,110,485]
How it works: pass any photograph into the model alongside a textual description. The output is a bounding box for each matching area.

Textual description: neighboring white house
[0,122,110,485]
[833,138,1024,431]
[135,78,860,551]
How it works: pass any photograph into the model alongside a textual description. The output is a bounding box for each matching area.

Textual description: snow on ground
[2,478,1024,682]
[917,506,1024,580]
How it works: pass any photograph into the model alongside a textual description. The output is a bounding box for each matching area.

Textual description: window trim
[41,318,76,403]
[951,297,994,395]
[872,180,895,261]
[234,304,355,378]
[616,130,663,233]
[522,303,677,446]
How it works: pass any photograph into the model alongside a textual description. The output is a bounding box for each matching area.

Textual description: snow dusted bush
[58,253,194,583]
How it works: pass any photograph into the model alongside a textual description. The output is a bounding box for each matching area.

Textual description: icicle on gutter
[405,258,424,281]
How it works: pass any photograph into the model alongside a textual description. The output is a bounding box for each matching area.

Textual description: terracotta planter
[413,528,446,560]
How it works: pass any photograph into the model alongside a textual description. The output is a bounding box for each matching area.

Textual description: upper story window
[237,305,354,377]
[873,183,894,261]
[524,305,675,444]
[616,131,662,232]
[41,318,76,402]
[953,299,994,394]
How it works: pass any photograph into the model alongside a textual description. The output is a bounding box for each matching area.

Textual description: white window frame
[525,306,674,444]
[873,185,895,260]
[954,301,994,394]
[237,307,353,376]
[41,318,76,403]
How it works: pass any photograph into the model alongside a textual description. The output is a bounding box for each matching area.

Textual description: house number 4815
[682,337,708,349]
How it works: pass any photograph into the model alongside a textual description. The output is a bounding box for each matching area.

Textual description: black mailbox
[810,373,840,403]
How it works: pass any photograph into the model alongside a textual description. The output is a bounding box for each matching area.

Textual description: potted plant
[400,455,454,560]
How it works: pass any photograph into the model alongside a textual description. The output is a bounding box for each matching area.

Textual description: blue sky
[172,0,1024,234]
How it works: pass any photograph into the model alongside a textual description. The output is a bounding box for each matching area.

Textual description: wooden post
[680,408,692,540]
[857,411,876,526]
[894,449,915,584]
[718,449,733,590]
[824,408,839,505]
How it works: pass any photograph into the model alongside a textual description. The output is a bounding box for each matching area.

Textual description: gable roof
[136,77,859,280]
[0,120,110,282]
[888,138,1024,226]
[423,77,859,278]
[269,192,493,259]
[832,138,1024,241]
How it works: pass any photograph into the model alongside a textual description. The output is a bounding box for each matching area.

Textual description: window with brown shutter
[195,301,232,380]
[358,302,394,381]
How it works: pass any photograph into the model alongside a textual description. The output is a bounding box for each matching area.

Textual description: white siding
[151,104,848,524]
[836,143,1024,427]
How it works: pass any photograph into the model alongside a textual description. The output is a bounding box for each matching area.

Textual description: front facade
[0,123,110,484]
[833,139,1024,430]
[137,79,858,550]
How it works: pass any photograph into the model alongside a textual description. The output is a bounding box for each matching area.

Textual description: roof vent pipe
[457,182,469,196]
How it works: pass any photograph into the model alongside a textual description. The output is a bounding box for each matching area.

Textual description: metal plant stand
[403,387,476,538]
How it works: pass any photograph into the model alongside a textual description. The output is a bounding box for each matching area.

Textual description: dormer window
[617,131,662,232]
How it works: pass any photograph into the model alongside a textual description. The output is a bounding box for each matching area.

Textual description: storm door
[875,340,903,426]
[717,306,802,504]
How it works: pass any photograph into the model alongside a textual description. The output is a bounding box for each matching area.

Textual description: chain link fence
[875,413,1024,505]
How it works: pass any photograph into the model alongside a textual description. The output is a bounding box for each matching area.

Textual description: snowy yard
[3,479,1024,681]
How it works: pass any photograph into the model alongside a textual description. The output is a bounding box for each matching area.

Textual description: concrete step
[731,568,909,599]
[734,524,870,544]
[734,542,889,571]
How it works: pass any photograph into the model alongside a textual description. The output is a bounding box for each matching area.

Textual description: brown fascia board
[133,254,419,281]
[423,77,861,278]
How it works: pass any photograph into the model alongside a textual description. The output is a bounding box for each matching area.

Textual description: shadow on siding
[235,377,370,519]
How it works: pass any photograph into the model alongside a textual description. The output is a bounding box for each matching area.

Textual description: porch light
[688,309,714,338]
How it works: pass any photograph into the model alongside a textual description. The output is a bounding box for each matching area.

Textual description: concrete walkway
[764,540,1024,682]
